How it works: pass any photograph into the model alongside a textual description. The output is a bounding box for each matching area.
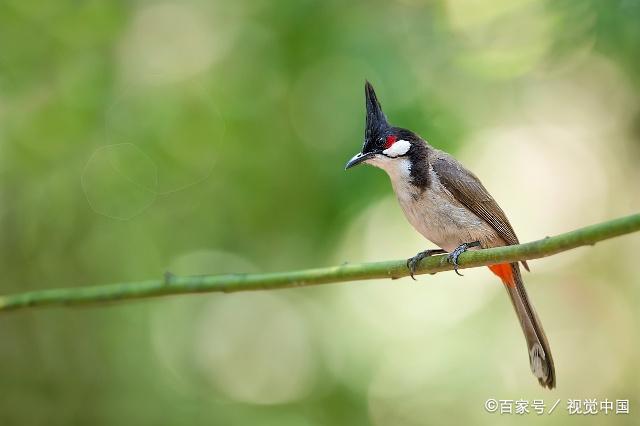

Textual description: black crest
[362,81,390,154]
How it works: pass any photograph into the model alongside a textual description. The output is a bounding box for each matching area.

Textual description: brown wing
[431,153,529,270]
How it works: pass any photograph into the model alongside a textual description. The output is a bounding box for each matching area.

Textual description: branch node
[164,271,176,285]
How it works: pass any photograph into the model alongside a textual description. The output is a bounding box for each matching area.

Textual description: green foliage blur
[1,0,639,425]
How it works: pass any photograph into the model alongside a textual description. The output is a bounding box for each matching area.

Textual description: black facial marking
[380,127,430,190]
[404,134,430,190]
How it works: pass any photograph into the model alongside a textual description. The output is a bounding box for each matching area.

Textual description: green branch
[1,213,639,313]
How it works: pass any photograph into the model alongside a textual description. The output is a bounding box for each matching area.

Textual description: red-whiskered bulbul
[345,82,555,389]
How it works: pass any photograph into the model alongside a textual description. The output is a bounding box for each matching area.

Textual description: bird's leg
[406,249,447,280]
[447,241,482,276]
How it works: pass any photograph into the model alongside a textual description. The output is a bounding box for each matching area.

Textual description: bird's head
[345,81,422,172]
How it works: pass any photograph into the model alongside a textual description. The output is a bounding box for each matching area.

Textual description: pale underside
[366,150,506,253]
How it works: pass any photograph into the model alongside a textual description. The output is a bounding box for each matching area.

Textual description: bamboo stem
[1,213,639,313]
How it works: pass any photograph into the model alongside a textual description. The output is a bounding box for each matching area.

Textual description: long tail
[488,263,556,389]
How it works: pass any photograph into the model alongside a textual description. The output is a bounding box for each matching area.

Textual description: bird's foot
[447,241,481,276]
[406,249,447,280]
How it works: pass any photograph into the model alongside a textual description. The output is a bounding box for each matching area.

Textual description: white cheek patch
[382,139,411,157]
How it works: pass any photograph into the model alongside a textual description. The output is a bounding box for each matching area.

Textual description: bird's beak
[345,151,375,169]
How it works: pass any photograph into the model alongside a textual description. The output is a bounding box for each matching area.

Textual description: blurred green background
[1,0,639,424]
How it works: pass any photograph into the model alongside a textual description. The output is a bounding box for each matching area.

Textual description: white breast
[390,164,497,252]
[365,154,500,251]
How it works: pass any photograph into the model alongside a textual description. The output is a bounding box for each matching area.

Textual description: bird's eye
[384,135,397,149]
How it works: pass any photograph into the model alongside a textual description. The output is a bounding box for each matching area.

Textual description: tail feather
[489,263,556,389]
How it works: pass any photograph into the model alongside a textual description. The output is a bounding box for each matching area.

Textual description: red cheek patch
[384,135,397,149]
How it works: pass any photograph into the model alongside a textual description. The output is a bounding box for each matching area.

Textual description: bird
[345,81,555,389]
